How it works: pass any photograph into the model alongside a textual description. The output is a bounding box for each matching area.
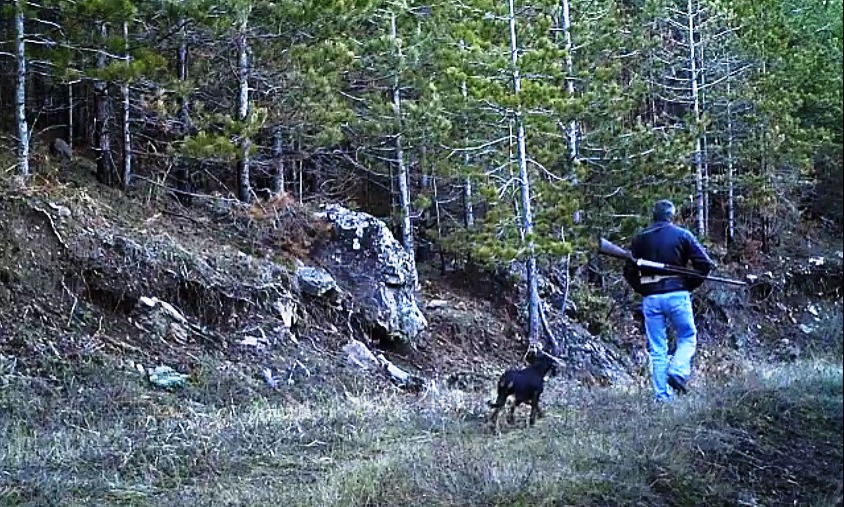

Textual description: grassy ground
[1,354,841,507]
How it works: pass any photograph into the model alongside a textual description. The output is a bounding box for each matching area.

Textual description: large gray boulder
[545,311,634,385]
[315,204,427,341]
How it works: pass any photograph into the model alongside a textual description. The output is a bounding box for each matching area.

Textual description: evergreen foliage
[1,0,840,259]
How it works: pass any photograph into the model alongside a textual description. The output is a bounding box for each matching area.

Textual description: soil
[0,167,841,394]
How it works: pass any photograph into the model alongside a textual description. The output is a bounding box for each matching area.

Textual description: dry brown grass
[1,351,841,507]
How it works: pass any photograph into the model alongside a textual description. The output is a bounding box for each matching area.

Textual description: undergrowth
[1,354,841,507]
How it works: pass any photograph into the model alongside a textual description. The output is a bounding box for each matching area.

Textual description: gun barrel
[598,237,747,286]
[703,274,747,286]
[648,263,747,286]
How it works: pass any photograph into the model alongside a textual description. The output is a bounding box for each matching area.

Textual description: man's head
[652,199,676,222]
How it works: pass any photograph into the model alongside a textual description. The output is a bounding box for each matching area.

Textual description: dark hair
[652,199,676,222]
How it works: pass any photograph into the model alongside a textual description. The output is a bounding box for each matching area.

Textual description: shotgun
[598,237,747,287]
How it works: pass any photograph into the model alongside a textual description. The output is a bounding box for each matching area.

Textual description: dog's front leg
[506,401,517,425]
[529,394,542,426]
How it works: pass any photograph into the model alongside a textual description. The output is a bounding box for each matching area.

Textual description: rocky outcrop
[314,204,427,342]
[296,265,338,297]
[544,310,634,385]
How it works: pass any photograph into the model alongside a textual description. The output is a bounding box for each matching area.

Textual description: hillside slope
[0,170,842,506]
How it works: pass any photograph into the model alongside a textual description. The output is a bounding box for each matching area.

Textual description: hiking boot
[667,374,688,395]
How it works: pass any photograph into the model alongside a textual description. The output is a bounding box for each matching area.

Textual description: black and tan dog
[488,350,558,430]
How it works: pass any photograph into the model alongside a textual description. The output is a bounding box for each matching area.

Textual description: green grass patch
[1,356,841,506]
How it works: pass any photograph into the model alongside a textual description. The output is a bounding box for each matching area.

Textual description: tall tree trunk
[463,170,475,228]
[178,17,191,130]
[700,33,710,236]
[390,13,417,284]
[558,0,577,266]
[68,81,74,150]
[687,0,705,237]
[272,127,284,194]
[95,22,116,186]
[432,160,445,273]
[297,138,303,203]
[759,58,769,251]
[122,21,132,190]
[236,15,252,203]
[15,0,29,178]
[703,131,710,234]
[560,0,578,172]
[508,121,521,227]
[86,78,94,147]
[459,40,475,228]
[420,144,430,189]
[174,17,193,203]
[508,0,541,346]
[726,60,735,244]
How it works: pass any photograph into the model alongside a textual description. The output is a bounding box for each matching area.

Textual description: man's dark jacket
[623,221,714,296]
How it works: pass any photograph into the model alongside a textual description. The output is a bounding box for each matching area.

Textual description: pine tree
[235,4,252,203]
[14,0,29,178]
[121,19,132,189]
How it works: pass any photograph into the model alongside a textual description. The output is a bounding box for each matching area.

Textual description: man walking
[623,200,714,402]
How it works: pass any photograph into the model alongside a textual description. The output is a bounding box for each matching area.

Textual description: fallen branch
[343,338,425,390]
[98,333,143,353]
[376,352,424,389]
[539,301,561,356]
[60,276,78,328]
[32,205,69,250]
[160,209,206,225]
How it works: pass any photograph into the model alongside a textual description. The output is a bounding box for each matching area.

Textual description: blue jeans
[642,291,697,401]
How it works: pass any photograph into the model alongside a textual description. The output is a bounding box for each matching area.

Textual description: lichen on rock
[314,204,427,341]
